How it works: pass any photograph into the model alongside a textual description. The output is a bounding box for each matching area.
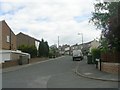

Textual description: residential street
[2,56,118,88]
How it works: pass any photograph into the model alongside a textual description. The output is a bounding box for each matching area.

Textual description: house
[0,20,30,64]
[89,39,100,53]
[58,46,64,55]
[0,20,16,50]
[70,40,100,55]
[70,44,81,55]
[64,45,70,55]
[71,44,81,50]
[16,32,40,50]
[81,41,91,55]
[58,44,70,55]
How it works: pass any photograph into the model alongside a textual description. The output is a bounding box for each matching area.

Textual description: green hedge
[18,45,37,58]
[91,48,101,64]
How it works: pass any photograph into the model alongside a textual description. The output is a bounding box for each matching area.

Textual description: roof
[17,32,40,42]
[1,20,16,36]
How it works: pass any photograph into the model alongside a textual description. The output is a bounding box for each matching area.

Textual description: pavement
[75,56,120,82]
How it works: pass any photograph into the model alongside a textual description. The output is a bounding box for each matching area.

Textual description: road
[2,56,118,88]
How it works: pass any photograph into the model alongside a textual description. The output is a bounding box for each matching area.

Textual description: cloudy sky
[0,0,101,46]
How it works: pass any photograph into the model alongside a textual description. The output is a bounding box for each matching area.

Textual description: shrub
[91,48,101,64]
[18,45,37,58]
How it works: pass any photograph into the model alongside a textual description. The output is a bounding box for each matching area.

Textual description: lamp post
[78,33,83,49]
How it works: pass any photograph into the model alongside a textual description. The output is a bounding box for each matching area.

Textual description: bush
[18,45,37,58]
[91,48,101,64]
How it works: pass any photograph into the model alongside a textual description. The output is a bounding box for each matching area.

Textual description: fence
[101,52,120,63]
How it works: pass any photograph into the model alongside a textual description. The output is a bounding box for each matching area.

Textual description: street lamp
[78,33,83,49]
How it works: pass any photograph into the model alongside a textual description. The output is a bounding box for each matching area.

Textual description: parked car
[72,50,83,61]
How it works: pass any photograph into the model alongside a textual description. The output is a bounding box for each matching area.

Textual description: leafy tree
[90,1,118,30]
[49,44,58,58]
[99,36,109,53]
[90,1,120,52]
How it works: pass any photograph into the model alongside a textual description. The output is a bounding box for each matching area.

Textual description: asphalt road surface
[2,56,118,88]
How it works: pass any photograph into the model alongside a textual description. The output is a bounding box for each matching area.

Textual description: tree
[38,39,49,57]
[90,1,118,30]
[90,1,120,52]
[44,41,49,57]
[49,44,58,58]
[38,39,44,57]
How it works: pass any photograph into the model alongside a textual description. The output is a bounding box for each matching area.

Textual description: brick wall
[101,62,120,74]
[2,60,19,68]
[2,52,21,68]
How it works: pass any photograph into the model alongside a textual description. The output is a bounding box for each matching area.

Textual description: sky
[0,0,101,46]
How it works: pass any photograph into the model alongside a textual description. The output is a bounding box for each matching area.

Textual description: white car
[72,50,83,61]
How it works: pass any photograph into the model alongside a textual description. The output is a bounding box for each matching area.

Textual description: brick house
[16,32,40,49]
[0,20,21,64]
[0,20,16,50]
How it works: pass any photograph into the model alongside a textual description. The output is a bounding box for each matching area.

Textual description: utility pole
[58,36,60,56]
[58,36,59,48]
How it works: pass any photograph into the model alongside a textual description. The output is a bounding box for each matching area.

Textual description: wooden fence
[101,52,120,63]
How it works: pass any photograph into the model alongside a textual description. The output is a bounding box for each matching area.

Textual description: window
[7,35,10,42]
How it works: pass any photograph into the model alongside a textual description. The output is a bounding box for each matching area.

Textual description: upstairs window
[7,35,10,43]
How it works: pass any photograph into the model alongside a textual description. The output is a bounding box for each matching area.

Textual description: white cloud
[0,0,101,46]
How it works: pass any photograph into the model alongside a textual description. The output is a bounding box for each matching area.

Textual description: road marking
[28,75,51,88]
[84,73,92,75]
